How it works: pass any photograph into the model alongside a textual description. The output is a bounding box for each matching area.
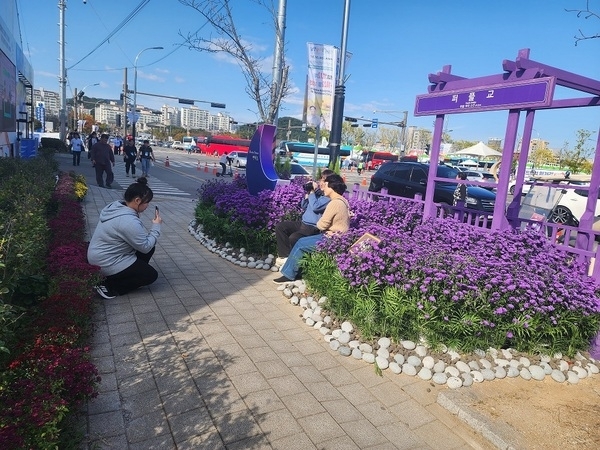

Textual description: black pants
[275,221,320,257]
[94,163,114,187]
[105,248,158,295]
[220,162,227,175]
[125,159,136,175]
[72,151,82,166]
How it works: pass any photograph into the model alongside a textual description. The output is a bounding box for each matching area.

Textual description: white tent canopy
[453,141,502,158]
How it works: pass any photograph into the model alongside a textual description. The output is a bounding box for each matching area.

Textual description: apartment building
[33,88,60,117]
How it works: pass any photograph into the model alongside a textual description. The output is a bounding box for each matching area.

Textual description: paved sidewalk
[59,155,492,449]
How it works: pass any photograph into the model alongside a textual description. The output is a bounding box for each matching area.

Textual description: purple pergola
[414,48,600,248]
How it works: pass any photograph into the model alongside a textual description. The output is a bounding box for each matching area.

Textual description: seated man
[275,169,334,266]
[273,174,350,283]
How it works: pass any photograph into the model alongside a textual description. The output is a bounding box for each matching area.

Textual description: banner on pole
[305,43,338,132]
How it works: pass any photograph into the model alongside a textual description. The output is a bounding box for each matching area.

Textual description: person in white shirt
[70,132,84,166]
[219,152,231,176]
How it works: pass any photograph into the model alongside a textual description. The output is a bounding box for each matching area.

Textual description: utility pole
[73,88,78,133]
[270,0,287,124]
[58,0,67,141]
[123,67,128,137]
[328,0,351,167]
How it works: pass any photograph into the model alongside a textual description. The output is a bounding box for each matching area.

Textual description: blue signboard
[414,77,556,116]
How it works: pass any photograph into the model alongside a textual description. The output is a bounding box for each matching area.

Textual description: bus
[279,141,351,167]
[196,135,251,156]
[360,151,399,169]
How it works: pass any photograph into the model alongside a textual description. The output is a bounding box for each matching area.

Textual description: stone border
[188,221,600,387]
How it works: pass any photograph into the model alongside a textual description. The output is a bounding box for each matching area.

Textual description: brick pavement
[59,154,492,449]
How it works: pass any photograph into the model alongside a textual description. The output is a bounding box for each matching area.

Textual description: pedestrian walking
[113,135,123,156]
[69,132,85,166]
[87,131,99,165]
[138,140,155,177]
[357,160,364,175]
[123,137,138,177]
[90,133,115,188]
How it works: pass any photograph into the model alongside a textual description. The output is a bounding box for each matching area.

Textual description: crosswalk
[112,162,190,197]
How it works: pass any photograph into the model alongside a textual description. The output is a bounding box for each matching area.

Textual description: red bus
[196,135,251,156]
[361,151,399,169]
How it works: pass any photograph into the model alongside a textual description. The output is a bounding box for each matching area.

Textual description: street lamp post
[132,46,163,142]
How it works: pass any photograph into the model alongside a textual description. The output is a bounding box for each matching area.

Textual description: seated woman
[273,174,350,283]
[87,177,162,298]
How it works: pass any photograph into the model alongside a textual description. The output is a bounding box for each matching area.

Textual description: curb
[437,390,523,450]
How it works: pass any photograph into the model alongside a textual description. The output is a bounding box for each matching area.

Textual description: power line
[67,0,151,70]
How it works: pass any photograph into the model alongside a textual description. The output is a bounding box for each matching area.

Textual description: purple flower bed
[195,180,600,355]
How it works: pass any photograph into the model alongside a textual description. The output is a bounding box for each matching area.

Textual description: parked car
[229,151,248,168]
[368,162,497,213]
[288,163,310,179]
[509,178,535,195]
[546,180,596,225]
[463,171,496,190]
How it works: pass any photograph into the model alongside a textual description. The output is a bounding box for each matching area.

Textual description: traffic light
[425,144,430,155]
[363,123,372,127]
[344,116,357,122]
[116,114,122,127]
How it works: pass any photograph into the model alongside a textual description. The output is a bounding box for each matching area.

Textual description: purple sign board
[414,77,556,116]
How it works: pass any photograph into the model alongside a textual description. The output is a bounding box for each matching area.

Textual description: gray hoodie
[87,200,160,276]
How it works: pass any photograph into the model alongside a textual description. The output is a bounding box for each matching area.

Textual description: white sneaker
[275,257,287,266]
[94,285,117,299]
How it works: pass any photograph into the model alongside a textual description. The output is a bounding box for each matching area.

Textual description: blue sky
[17,0,600,149]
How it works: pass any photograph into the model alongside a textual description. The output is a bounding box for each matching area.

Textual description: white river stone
[462,373,474,387]
[394,354,405,365]
[447,376,463,389]
[389,362,402,374]
[468,361,480,371]
[551,369,566,383]
[341,321,354,333]
[376,356,389,370]
[415,345,428,357]
[329,340,340,351]
[362,353,375,364]
[507,367,520,378]
[407,356,422,367]
[572,366,588,379]
[432,372,448,385]
[471,371,484,383]
[378,337,391,348]
[455,361,471,374]
[418,367,432,381]
[351,348,362,360]
[479,359,492,370]
[377,348,390,359]
[445,366,460,377]
[359,343,373,354]
[422,356,435,369]
[401,340,416,350]
[567,371,580,384]
[520,367,532,381]
[339,346,352,357]
[402,364,417,376]
[433,360,446,373]
[558,360,570,372]
[481,369,496,381]
[494,366,507,379]
[529,365,546,381]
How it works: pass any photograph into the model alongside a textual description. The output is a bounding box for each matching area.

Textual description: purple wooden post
[576,128,600,251]
[506,110,535,226]
[423,114,445,220]
[492,109,520,230]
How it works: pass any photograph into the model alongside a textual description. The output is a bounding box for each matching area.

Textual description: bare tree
[566,1,600,45]
[178,0,289,123]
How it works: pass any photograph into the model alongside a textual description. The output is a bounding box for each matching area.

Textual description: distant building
[487,138,502,151]
[33,88,60,117]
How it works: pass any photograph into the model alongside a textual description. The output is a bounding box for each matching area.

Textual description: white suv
[549,182,598,225]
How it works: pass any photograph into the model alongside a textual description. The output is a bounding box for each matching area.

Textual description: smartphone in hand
[155,205,159,218]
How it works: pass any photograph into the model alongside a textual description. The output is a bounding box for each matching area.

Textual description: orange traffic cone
[361,176,367,186]
[204,162,208,172]
[234,168,239,179]
[165,156,170,167]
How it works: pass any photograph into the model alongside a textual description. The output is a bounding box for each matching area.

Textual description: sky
[15,0,600,150]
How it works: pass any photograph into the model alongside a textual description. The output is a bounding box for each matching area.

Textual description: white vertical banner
[305,43,338,132]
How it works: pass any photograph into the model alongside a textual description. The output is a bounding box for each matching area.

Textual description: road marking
[113,162,190,196]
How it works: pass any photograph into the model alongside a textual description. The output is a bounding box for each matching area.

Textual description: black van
[368,162,496,213]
